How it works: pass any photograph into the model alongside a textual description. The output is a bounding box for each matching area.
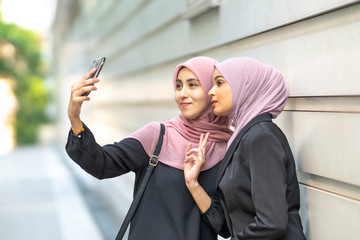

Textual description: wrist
[69,117,84,136]
[186,181,211,213]
[186,180,200,192]
[71,126,84,136]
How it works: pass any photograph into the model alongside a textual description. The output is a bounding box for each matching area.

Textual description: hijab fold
[214,57,288,148]
[129,57,233,171]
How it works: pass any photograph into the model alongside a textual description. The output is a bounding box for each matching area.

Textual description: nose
[180,86,189,98]
[208,86,215,97]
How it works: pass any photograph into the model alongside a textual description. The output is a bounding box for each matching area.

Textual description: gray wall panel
[218,0,359,42]
[299,185,360,240]
[203,4,360,96]
[65,0,360,77]
[275,111,360,187]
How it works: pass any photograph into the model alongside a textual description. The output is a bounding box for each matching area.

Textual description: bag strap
[115,123,165,240]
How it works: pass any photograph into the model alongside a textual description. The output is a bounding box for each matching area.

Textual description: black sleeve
[234,129,288,239]
[202,195,231,238]
[65,123,149,179]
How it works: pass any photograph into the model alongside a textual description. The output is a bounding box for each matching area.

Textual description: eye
[176,81,183,90]
[216,80,224,87]
[187,79,200,88]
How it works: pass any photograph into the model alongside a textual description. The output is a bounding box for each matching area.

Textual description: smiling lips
[180,102,191,107]
[181,101,217,107]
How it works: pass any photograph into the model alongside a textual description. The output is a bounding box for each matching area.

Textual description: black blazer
[216,113,306,240]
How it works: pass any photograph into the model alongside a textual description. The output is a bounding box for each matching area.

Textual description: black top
[216,113,306,240]
[65,123,229,240]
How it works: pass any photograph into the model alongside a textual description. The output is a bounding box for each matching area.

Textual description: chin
[213,106,231,116]
[213,109,223,116]
[182,112,201,120]
[184,115,198,120]
[181,112,194,119]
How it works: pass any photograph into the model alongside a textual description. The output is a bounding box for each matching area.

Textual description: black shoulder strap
[116,123,165,240]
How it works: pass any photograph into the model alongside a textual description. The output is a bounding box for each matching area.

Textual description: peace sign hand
[184,133,210,188]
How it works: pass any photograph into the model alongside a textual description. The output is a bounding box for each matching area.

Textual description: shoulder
[127,122,162,157]
[242,121,282,148]
[141,121,161,133]
[129,121,161,138]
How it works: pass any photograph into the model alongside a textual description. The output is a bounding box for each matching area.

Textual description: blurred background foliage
[0,13,49,144]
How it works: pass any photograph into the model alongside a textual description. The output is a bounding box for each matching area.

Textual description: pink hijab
[129,56,233,171]
[214,57,288,148]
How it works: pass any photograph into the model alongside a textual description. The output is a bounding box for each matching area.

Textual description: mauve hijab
[214,57,288,148]
[129,56,233,171]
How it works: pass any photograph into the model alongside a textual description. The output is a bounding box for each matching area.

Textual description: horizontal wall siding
[276,111,360,187]
[204,3,360,96]
[62,0,360,75]
[299,185,360,239]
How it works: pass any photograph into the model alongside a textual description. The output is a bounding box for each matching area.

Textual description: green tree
[0,16,49,144]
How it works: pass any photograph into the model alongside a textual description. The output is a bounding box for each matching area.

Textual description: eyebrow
[176,78,199,82]
[214,75,224,80]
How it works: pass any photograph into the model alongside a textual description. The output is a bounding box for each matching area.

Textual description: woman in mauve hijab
[186,57,306,239]
[66,56,233,240]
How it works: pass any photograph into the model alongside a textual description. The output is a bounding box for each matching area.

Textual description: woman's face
[209,69,233,116]
[175,68,206,119]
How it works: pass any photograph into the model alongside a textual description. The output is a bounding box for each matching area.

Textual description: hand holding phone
[82,57,106,96]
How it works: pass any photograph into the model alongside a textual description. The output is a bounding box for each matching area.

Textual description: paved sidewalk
[0,145,104,240]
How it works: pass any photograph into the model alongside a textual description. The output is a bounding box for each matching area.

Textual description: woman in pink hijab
[66,56,233,240]
[187,57,306,239]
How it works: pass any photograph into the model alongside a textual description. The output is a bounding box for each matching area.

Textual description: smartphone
[82,57,106,96]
